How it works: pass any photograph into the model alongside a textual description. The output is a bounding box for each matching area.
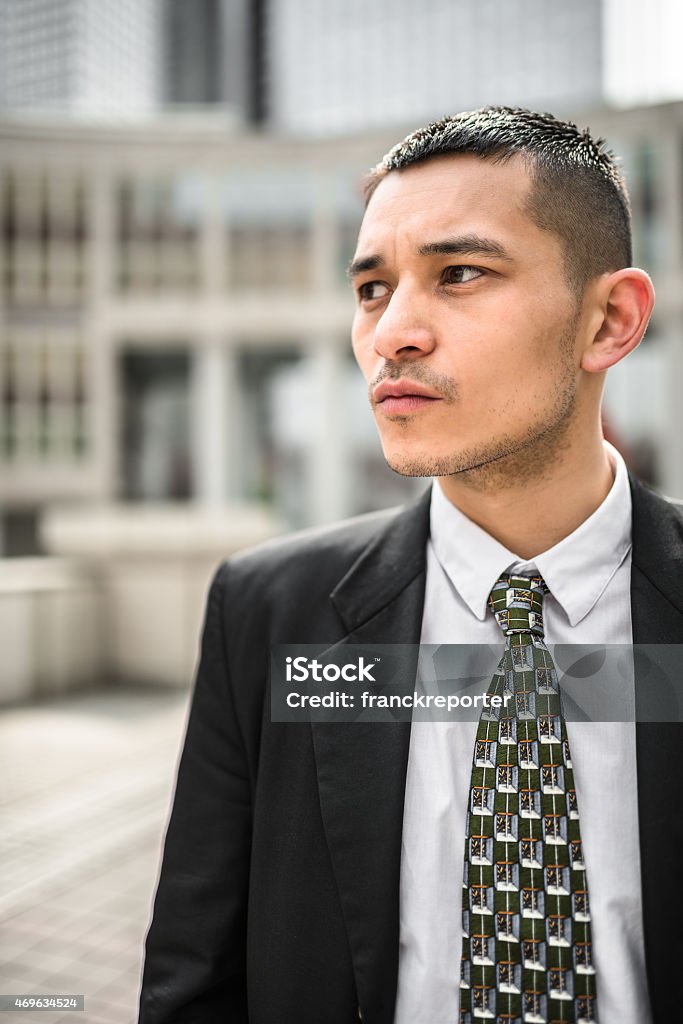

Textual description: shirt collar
[429,442,632,626]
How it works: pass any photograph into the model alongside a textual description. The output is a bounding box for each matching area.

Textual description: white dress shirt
[394,444,652,1024]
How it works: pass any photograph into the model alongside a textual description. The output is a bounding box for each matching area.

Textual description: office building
[0,0,159,119]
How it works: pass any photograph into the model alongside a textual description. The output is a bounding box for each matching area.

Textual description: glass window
[224,169,313,291]
[116,174,201,293]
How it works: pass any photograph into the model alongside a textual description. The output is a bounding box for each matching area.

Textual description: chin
[382,444,456,479]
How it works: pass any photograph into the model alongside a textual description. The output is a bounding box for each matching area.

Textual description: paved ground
[0,686,190,1024]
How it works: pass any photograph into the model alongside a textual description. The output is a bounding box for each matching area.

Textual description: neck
[437,434,615,560]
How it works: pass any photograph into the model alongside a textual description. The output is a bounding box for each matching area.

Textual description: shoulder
[630,472,683,538]
[200,492,429,651]
[212,501,420,609]
[630,473,683,600]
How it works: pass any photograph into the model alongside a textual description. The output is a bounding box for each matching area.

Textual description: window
[573,890,590,918]
[1,327,90,465]
[548,915,570,945]
[470,885,491,912]
[518,740,536,766]
[575,941,594,970]
[496,911,517,939]
[522,887,543,916]
[541,765,563,793]
[543,814,564,842]
[520,838,541,866]
[499,718,515,743]
[520,789,540,818]
[539,715,560,742]
[497,960,518,989]
[496,861,515,888]
[516,690,534,716]
[224,169,313,292]
[470,836,491,864]
[512,644,531,670]
[524,991,545,1018]
[472,987,493,1013]
[460,958,470,986]
[546,865,568,893]
[471,786,493,814]
[475,739,494,766]
[471,935,492,963]
[570,840,584,867]
[536,667,555,692]
[495,813,515,839]
[2,171,89,308]
[523,939,544,968]
[116,175,201,294]
[549,967,569,994]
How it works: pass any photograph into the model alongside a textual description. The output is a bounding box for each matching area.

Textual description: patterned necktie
[459,574,597,1024]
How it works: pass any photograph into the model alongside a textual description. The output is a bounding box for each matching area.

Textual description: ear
[581,268,655,373]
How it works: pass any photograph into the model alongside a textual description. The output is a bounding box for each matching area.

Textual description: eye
[442,265,484,284]
[357,281,390,303]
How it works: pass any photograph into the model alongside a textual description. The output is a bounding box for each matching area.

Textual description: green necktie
[459,574,597,1024]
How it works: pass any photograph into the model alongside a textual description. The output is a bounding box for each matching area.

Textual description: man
[138,108,683,1024]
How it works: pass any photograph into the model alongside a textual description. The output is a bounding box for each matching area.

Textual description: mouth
[372,380,442,415]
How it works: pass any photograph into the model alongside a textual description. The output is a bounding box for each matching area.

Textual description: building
[1,103,682,556]
[265,0,604,136]
[162,0,254,120]
[0,117,425,553]
[0,0,160,120]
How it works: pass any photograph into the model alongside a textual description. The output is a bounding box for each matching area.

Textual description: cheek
[351,324,374,379]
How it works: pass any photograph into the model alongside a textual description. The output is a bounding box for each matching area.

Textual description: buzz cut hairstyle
[363,106,632,294]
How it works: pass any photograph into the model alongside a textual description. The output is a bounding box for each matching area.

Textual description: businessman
[139,108,683,1024]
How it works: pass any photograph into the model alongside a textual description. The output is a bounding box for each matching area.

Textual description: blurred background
[1,0,683,1020]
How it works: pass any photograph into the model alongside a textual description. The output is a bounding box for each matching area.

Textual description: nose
[372,283,437,362]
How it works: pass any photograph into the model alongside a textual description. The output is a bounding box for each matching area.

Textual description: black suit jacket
[139,474,683,1024]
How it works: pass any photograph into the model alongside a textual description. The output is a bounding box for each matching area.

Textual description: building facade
[266,0,604,136]
[0,0,160,119]
[1,104,682,554]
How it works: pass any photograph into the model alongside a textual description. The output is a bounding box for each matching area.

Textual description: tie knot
[488,573,548,638]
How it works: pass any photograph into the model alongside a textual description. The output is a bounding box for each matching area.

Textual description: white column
[311,169,338,292]
[87,166,116,500]
[191,340,240,505]
[306,338,352,525]
[200,172,227,296]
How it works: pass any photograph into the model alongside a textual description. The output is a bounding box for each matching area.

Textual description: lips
[372,379,442,414]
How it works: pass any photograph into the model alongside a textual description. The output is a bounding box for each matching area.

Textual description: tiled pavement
[0,686,190,1024]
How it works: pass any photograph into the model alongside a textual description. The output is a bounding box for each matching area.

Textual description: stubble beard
[379,323,580,492]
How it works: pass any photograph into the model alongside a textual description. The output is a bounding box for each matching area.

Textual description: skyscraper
[0,0,159,119]
[265,0,604,136]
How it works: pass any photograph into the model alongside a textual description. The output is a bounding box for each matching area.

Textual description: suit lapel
[630,474,683,1020]
[311,489,430,1024]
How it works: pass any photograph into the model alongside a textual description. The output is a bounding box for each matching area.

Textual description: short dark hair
[363,106,632,293]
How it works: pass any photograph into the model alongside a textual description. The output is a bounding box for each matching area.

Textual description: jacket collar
[329,487,431,638]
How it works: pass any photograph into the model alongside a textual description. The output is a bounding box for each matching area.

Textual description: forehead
[358,153,547,254]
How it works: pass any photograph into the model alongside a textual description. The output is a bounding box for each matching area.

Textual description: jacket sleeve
[138,565,251,1023]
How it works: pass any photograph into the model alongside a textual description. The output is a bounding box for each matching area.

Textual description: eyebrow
[346,253,385,280]
[418,235,513,262]
[346,233,513,280]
